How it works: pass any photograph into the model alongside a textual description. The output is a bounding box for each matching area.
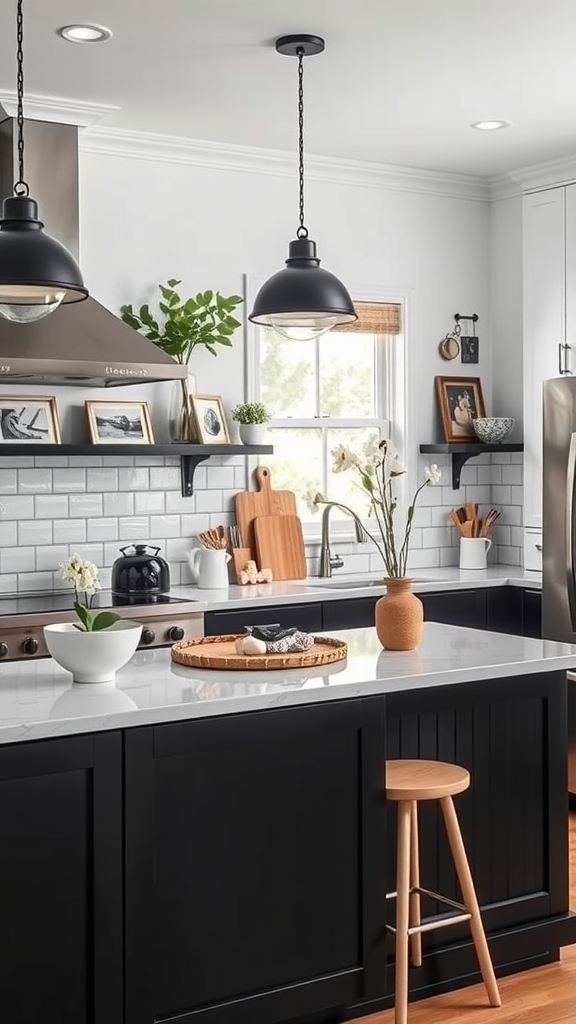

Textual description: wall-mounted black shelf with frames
[419,442,523,489]
[0,443,274,496]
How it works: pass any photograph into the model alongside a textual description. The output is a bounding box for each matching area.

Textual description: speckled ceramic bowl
[473,417,514,443]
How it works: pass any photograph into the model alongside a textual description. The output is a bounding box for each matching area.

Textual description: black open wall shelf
[419,442,523,489]
[0,443,274,497]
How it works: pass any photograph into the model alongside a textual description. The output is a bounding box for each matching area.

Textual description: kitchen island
[0,622,575,1024]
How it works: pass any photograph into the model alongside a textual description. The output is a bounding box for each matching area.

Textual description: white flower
[424,463,441,485]
[331,445,359,473]
[381,440,405,483]
[60,555,101,597]
[304,489,326,513]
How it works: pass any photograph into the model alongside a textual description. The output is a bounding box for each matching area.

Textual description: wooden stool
[385,759,501,1024]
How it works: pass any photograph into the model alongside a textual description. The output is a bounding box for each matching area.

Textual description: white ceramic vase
[238,422,267,445]
[43,620,143,683]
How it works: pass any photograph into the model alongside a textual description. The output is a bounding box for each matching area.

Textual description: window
[247,289,405,530]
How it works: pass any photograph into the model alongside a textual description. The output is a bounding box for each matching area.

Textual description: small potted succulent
[231,401,271,445]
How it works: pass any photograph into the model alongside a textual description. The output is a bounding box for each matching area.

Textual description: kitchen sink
[305,578,439,589]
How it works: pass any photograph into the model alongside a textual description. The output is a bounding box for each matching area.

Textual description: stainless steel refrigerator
[542,376,576,793]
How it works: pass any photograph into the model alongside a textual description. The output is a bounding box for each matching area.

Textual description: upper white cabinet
[522,186,572,536]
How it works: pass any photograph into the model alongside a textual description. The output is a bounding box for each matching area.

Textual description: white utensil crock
[189,547,231,589]
[459,537,492,570]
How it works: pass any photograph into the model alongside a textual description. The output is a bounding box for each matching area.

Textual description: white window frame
[243,274,413,538]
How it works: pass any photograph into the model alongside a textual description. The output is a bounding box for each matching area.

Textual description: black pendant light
[0,0,88,323]
[249,34,357,341]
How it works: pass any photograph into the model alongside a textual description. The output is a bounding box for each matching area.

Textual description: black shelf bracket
[419,442,523,490]
[180,454,211,497]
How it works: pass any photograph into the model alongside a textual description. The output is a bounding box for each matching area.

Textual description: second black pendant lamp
[0,0,88,323]
[249,34,357,340]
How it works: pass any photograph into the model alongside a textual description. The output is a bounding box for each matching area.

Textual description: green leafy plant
[119,279,243,365]
[60,556,120,632]
[231,401,271,425]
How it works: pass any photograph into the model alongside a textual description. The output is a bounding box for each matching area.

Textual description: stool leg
[395,800,412,1024]
[440,796,501,1008]
[409,800,422,967]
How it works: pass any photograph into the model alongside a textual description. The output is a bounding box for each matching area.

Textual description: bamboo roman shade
[332,300,402,335]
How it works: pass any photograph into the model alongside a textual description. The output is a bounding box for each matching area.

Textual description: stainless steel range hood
[0,108,186,387]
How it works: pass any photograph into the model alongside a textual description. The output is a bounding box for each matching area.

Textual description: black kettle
[111,544,171,596]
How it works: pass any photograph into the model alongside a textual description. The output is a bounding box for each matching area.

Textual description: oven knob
[0,643,8,659]
[141,628,155,646]
[22,637,39,656]
[167,625,184,642]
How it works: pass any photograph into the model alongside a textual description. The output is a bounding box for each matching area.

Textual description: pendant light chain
[296,48,308,239]
[14,0,29,197]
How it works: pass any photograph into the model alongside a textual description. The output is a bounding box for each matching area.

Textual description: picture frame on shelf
[0,395,61,444]
[189,394,230,444]
[435,376,486,443]
[85,400,154,444]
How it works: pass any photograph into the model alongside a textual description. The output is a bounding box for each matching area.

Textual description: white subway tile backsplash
[148,514,180,538]
[0,456,33,468]
[0,573,17,593]
[0,495,35,520]
[18,520,53,547]
[87,517,119,542]
[0,470,17,493]
[0,522,17,547]
[119,467,150,491]
[53,468,86,492]
[68,456,103,468]
[69,494,104,518]
[492,484,512,505]
[194,489,223,514]
[53,519,86,545]
[104,492,134,516]
[18,468,52,493]
[35,494,69,518]
[206,466,236,489]
[102,456,135,467]
[36,545,69,572]
[87,467,119,492]
[18,571,56,592]
[118,516,150,540]
[149,466,180,491]
[135,491,165,515]
[1,547,35,573]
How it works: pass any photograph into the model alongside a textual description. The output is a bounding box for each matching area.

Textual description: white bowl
[472,417,514,444]
[44,620,142,683]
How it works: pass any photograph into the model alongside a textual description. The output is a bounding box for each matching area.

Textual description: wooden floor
[359,809,576,1024]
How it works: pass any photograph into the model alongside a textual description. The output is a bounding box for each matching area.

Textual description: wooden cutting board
[235,466,298,562]
[254,514,307,581]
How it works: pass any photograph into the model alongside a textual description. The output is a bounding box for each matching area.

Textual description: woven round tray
[171,634,347,671]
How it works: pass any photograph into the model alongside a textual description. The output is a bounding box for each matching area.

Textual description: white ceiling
[1,0,575,178]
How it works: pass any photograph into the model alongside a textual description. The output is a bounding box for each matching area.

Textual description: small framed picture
[435,376,486,442]
[460,335,479,364]
[85,401,154,444]
[0,395,61,444]
[190,394,230,444]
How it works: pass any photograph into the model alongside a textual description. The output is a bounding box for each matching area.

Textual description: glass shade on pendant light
[0,194,88,322]
[250,237,357,342]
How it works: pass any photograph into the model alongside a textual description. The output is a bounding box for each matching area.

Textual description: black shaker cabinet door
[124,698,387,1024]
[0,732,123,1024]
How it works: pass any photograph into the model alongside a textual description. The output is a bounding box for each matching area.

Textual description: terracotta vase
[375,577,424,651]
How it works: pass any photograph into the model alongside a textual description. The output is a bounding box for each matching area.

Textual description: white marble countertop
[0,621,572,747]
[172,565,542,611]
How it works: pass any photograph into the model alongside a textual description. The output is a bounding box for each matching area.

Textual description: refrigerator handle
[566,433,576,631]
[559,342,573,375]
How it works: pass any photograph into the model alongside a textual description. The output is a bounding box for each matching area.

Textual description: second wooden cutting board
[254,515,307,581]
[235,466,298,560]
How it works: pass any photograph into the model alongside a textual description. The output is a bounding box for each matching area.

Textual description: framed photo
[85,401,154,444]
[435,376,486,442]
[190,394,230,444]
[0,395,61,443]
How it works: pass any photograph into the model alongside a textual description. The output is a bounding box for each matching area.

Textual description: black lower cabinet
[420,588,487,629]
[0,732,123,1024]
[204,602,323,636]
[124,698,387,1024]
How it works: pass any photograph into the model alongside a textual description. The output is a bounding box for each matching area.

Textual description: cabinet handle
[535,543,542,551]
[559,342,573,375]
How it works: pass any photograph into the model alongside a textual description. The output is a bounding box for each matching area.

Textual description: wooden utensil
[235,466,298,564]
[253,514,307,580]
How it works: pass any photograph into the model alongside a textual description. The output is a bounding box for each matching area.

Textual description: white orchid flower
[303,489,326,513]
[331,445,359,473]
[423,463,441,485]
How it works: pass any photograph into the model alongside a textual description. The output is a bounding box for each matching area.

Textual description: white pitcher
[188,547,231,589]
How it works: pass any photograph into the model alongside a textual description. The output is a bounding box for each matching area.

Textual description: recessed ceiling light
[56,24,112,44]
[470,120,511,131]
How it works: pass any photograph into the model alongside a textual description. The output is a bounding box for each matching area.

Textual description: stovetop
[0,591,190,617]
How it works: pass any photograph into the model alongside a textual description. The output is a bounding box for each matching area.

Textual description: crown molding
[506,153,576,194]
[487,173,522,202]
[0,91,119,127]
[80,124,490,202]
